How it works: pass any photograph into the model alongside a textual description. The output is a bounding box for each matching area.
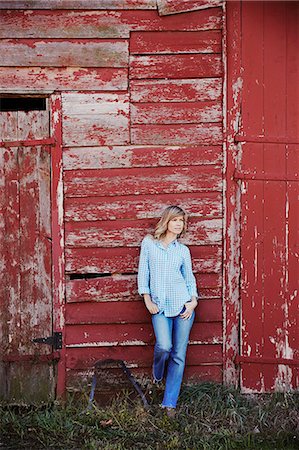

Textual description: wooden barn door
[0,97,58,403]
[236,2,299,392]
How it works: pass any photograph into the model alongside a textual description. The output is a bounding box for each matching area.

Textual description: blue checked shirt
[137,235,198,317]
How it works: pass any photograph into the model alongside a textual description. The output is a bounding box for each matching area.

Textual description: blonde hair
[154,205,187,240]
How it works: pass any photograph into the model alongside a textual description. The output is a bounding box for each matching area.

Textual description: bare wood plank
[62,93,130,147]
[0,40,128,68]
[17,111,49,140]
[65,299,222,323]
[62,93,130,116]
[0,112,18,141]
[0,9,223,39]
[65,322,222,347]
[66,344,223,370]
[157,0,223,16]
[63,145,222,170]
[131,101,222,124]
[130,30,221,54]
[64,166,222,198]
[65,217,222,247]
[65,274,221,303]
[131,123,223,145]
[0,0,157,9]
[130,78,222,102]
[64,192,222,221]
[130,54,222,79]
[65,245,222,274]
[0,67,128,92]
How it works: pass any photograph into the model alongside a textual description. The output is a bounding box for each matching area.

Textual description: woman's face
[167,215,185,236]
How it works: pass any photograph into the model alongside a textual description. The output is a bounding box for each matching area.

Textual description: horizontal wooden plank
[0,0,157,9]
[130,54,222,79]
[62,93,130,116]
[62,93,130,147]
[65,217,222,247]
[130,78,222,102]
[0,67,128,93]
[131,123,223,145]
[65,273,222,303]
[157,0,223,16]
[66,343,223,369]
[65,276,221,303]
[64,192,222,221]
[131,101,222,124]
[130,30,221,54]
[66,365,223,388]
[0,9,223,39]
[65,245,222,274]
[65,322,222,347]
[0,39,129,67]
[65,299,222,324]
[63,145,223,170]
[64,166,222,198]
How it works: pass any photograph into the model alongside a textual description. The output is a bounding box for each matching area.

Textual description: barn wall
[0,1,225,393]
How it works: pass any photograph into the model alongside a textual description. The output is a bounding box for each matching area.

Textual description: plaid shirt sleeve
[181,246,198,298]
[137,237,150,295]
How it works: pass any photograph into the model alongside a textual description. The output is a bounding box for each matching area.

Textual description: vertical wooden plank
[263,2,286,138]
[287,182,299,386]
[263,180,289,391]
[240,180,264,392]
[50,93,66,399]
[0,146,20,399]
[241,1,264,136]
[223,0,242,388]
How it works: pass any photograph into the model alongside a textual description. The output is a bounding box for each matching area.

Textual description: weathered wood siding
[0,0,224,393]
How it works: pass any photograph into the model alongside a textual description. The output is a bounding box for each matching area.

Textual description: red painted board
[63,145,223,170]
[240,180,264,361]
[263,2,286,138]
[130,30,221,54]
[65,343,222,369]
[0,67,128,92]
[64,166,222,198]
[64,217,222,247]
[130,101,222,124]
[130,54,222,79]
[65,273,221,303]
[131,123,222,145]
[64,192,222,223]
[241,1,264,136]
[65,245,222,274]
[157,0,222,16]
[0,9,223,39]
[0,0,157,9]
[65,299,222,324]
[65,322,222,347]
[130,78,222,103]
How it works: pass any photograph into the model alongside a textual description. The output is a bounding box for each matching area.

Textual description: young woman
[137,205,198,416]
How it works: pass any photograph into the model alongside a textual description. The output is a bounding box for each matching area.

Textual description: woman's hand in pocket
[143,295,159,314]
[180,298,198,320]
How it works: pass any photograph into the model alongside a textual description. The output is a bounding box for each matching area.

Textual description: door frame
[223,0,242,388]
[49,93,66,399]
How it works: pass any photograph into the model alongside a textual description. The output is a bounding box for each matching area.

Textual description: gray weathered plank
[0,40,128,67]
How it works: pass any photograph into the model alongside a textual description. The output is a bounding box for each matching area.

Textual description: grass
[0,382,298,449]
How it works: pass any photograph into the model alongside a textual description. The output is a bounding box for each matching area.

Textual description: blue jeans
[151,309,195,408]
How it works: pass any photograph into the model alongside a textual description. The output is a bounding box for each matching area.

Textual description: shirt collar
[155,238,178,250]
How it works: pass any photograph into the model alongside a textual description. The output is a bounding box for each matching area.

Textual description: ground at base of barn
[0,382,298,450]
